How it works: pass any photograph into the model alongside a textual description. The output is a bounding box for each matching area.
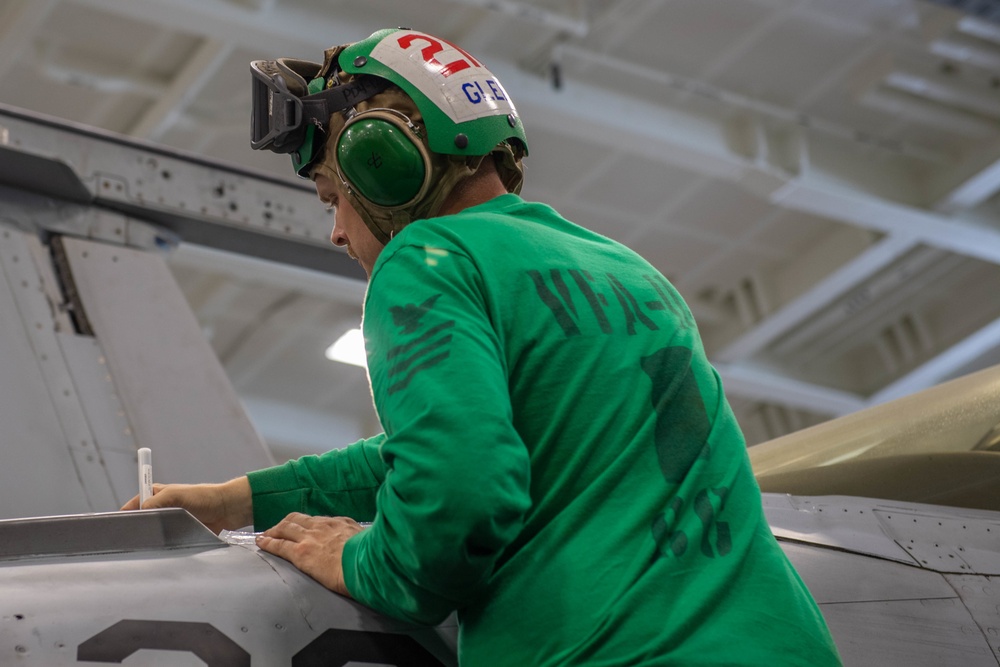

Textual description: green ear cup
[337,117,426,207]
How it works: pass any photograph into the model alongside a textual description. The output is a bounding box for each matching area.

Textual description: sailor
[126,28,842,666]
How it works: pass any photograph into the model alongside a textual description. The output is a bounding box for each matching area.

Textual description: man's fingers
[264,516,311,541]
[120,484,169,511]
[254,514,355,596]
[256,534,295,560]
[279,511,313,527]
[256,534,314,570]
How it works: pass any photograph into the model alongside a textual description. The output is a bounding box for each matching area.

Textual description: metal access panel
[0,105,336,519]
[0,219,274,518]
[770,494,1000,665]
[821,598,998,667]
[944,574,1000,663]
[781,542,997,665]
[0,228,95,518]
[60,236,275,485]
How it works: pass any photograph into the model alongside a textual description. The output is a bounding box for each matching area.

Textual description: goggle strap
[299,76,392,126]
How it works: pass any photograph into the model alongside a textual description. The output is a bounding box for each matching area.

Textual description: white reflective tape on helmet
[369,30,518,124]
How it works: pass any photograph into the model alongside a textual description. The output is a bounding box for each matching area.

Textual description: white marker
[138,447,153,509]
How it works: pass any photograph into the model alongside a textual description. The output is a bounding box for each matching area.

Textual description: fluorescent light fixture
[325,328,367,368]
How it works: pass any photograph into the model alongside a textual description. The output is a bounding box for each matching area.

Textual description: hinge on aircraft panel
[48,235,95,337]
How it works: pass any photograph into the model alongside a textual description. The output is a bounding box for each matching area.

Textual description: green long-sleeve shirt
[248,194,841,666]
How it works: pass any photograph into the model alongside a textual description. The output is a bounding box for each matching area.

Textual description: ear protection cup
[335,109,431,208]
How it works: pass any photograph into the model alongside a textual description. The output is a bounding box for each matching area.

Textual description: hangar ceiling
[3,0,1000,459]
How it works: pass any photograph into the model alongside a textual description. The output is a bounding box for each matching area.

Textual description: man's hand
[120,477,253,534]
[256,513,363,597]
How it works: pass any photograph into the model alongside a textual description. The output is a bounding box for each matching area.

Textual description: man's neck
[438,157,508,217]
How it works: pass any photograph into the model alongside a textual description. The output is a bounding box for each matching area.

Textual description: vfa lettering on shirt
[371,30,518,123]
[529,268,696,338]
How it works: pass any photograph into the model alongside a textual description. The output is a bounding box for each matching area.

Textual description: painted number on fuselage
[76,620,447,666]
[293,628,446,666]
[76,620,250,665]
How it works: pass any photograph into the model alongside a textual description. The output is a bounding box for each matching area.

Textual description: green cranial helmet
[250,28,528,245]
[339,28,527,158]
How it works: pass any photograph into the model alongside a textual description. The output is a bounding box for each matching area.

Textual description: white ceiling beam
[37,63,167,96]
[498,61,1000,266]
[68,0,365,56]
[714,362,867,417]
[720,311,1000,413]
[957,15,1000,44]
[867,314,1000,405]
[930,37,1000,73]
[71,0,995,269]
[715,234,920,363]
[552,43,947,163]
[882,70,1000,120]
[933,156,1000,214]
[695,1,792,83]
[445,0,589,37]
[598,0,667,52]
[771,178,1000,265]
[129,39,233,141]
[56,0,1000,264]
[858,87,998,137]
[497,62,747,180]
[766,245,949,359]
[45,0,1000,430]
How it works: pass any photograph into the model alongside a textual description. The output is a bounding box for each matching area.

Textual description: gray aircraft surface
[0,104,998,666]
[0,510,457,666]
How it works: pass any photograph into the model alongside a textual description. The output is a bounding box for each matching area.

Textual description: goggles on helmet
[249,28,529,245]
[249,58,389,176]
